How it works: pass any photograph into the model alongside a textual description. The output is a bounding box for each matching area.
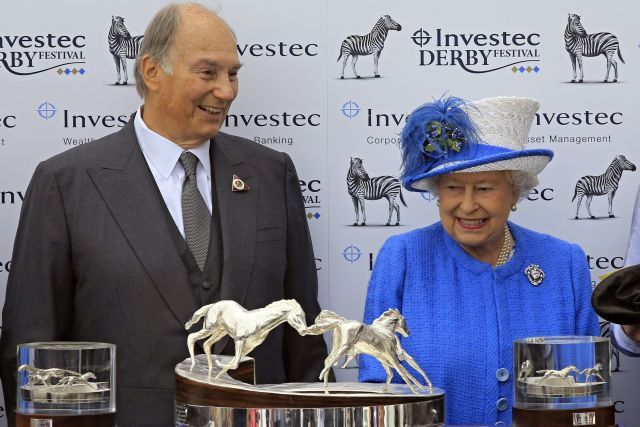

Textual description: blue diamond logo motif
[64,68,71,75]
[533,66,540,73]
[78,68,86,75]
[314,213,320,219]
[518,66,525,73]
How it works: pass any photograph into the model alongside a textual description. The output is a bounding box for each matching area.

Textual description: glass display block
[514,336,611,410]
[17,342,115,416]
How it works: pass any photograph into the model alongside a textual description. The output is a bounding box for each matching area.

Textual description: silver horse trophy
[535,365,580,385]
[185,299,308,378]
[178,300,444,427]
[305,308,432,394]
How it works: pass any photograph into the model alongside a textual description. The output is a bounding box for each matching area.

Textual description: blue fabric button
[495,422,506,426]
[496,368,510,382]
[496,397,509,411]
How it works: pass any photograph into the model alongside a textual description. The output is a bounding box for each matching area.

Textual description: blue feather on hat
[400,96,479,181]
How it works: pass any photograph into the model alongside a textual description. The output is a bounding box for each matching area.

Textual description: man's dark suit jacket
[0,119,328,426]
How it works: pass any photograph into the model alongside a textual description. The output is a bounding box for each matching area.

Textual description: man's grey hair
[420,170,539,202]
[133,3,218,97]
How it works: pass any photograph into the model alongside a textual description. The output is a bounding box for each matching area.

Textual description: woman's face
[436,171,518,260]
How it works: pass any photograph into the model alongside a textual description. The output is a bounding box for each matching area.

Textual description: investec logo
[529,110,622,145]
[340,100,406,146]
[0,114,16,128]
[62,110,128,145]
[224,111,320,147]
[0,112,17,148]
[236,41,319,57]
[62,110,129,128]
[411,27,541,74]
[37,104,129,146]
[0,190,24,204]
[534,110,622,126]
[300,178,321,220]
[366,105,408,146]
[0,33,86,75]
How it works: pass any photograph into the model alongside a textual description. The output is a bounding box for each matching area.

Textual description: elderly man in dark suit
[0,3,328,425]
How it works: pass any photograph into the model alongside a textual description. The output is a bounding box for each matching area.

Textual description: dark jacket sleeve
[280,153,331,382]
[0,162,75,426]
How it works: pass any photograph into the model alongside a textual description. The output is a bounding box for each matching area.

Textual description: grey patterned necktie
[179,152,210,271]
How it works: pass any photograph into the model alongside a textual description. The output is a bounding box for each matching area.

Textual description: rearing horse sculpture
[185,299,309,378]
[305,308,432,394]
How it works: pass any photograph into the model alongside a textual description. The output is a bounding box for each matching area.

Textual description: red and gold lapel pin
[232,174,249,192]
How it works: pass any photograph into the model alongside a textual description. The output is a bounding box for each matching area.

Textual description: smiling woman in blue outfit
[358,96,599,426]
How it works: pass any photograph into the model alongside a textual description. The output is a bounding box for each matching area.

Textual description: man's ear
[140,55,162,93]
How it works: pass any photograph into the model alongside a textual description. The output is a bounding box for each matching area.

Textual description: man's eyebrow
[194,59,243,70]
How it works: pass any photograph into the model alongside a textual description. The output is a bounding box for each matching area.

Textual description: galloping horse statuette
[535,365,580,385]
[185,300,432,395]
[580,363,605,383]
[305,308,432,394]
[185,299,309,378]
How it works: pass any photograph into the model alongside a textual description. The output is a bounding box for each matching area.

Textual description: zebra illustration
[572,155,636,219]
[599,320,620,372]
[109,16,144,85]
[564,14,624,83]
[337,15,401,79]
[347,157,406,226]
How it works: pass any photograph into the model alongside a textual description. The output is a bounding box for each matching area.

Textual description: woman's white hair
[421,170,538,202]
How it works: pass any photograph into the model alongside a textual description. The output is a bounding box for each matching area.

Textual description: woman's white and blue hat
[401,96,553,192]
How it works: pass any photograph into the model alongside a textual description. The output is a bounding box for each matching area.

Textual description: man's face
[150,11,241,147]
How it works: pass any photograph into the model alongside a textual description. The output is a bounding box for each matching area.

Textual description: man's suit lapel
[87,120,199,326]
[212,134,257,306]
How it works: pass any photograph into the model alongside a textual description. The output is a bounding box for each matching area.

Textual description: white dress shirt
[134,107,212,238]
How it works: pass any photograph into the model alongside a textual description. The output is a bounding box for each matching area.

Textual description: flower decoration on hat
[401,96,479,183]
[423,120,466,158]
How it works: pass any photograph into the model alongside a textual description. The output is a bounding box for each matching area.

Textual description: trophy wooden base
[15,413,116,427]
[174,355,445,426]
[512,405,615,427]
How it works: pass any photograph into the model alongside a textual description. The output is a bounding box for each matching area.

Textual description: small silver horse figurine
[518,360,533,380]
[18,364,67,387]
[580,363,605,383]
[185,299,309,378]
[305,308,432,394]
[536,365,579,385]
[57,372,97,389]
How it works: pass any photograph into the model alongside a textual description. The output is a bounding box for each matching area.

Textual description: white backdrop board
[0,1,638,425]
